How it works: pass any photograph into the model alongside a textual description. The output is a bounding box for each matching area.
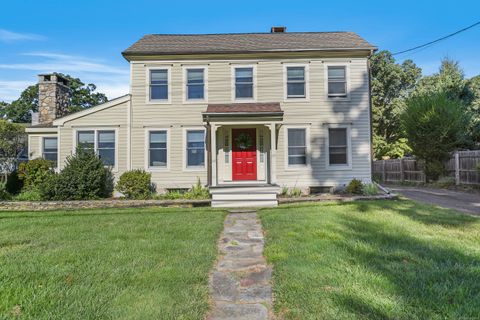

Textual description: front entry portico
[232,128,257,181]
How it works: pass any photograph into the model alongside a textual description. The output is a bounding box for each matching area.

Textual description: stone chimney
[37,73,71,124]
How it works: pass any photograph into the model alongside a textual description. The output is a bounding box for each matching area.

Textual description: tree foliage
[0,73,108,123]
[370,50,422,159]
[401,93,469,180]
[0,120,25,159]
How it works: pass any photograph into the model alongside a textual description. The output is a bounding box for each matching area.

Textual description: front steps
[210,185,280,208]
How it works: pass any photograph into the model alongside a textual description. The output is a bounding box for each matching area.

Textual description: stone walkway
[207,210,272,320]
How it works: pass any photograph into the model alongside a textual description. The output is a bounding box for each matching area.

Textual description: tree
[401,93,469,181]
[0,73,108,123]
[0,120,26,179]
[370,50,422,159]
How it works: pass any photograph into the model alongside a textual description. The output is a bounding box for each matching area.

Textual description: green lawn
[0,207,226,320]
[260,200,480,320]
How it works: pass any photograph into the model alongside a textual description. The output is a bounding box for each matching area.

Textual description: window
[235,67,254,99]
[186,130,205,168]
[287,128,307,166]
[77,130,115,166]
[149,131,167,168]
[186,68,205,100]
[43,137,57,165]
[327,66,347,97]
[150,69,168,100]
[97,131,115,166]
[286,66,306,98]
[328,128,348,165]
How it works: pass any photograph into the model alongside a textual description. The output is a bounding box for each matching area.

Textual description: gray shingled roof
[122,32,376,57]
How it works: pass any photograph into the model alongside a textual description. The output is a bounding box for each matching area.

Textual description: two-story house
[26,27,376,207]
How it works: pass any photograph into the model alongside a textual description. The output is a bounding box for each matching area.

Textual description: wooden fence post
[400,158,404,182]
[382,160,386,182]
[454,152,460,185]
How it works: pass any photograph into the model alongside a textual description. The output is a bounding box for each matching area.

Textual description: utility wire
[392,21,480,56]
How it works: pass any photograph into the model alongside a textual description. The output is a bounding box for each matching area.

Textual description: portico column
[269,123,277,185]
[211,124,218,187]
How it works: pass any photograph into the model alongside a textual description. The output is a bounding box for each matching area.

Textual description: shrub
[280,186,289,197]
[6,170,23,195]
[41,148,113,200]
[18,158,54,190]
[362,183,379,196]
[289,187,302,197]
[185,179,210,199]
[116,169,152,199]
[345,178,363,195]
[14,189,43,201]
[0,181,11,201]
[433,176,455,188]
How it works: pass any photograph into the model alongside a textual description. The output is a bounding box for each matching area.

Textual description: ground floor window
[328,128,348,166]
[287,128,307,166]
[77,130,115,167]
[149,131,167,168]
[186,130,205,168]
[42,137,57,165]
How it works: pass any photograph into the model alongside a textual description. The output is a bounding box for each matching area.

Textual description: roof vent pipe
[270,26,286,33]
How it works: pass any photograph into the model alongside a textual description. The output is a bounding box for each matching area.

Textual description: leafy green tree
[0,120,25,159]
[401,93,469,181]
[370,50,422,159]
[0,73,108,123]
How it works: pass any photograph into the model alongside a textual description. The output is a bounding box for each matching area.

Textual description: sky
[1,0,479,102]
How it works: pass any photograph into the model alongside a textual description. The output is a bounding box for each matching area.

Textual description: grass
[0,207,226,319]
[259,200,480,320]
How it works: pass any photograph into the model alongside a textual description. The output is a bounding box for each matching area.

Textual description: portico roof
[203,103,283,120]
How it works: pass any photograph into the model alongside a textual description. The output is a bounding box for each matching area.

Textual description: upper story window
[186,68,205,100]
[327,66,347,97]
[186,130,205,168]
[149,131,167,168]
[287,128,307,166]
[43,137,57,165]
[286,66,306,98]
[235,67,254,99]
[150,69,169,101]
[77,130,116,167]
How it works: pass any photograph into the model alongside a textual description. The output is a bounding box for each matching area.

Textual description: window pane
[287,67,305,81]
[149,149,167,167]
[150,131,167,143]
[236,84,253,98]
[187,149,205,167]
[151,85,168,100]
[187,69,204,83]
[287,83,305,97]
[288,129,306,146]
[235,68,253,82]
[288,156,306,165]
[288,146,306,156]
[328,66,346,79]
[329,153,347,165]
[78,131,94,149]
[44,138,57,150]
[187,84,204,99]
[44,152,57,162]
[98,149,115,166]
[150,70,168,84]
[187,130,205,167]
[328,82,346,95]
[98,131,115,148]
[329,129,347,146]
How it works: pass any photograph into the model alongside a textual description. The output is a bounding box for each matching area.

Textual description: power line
[392,21,480,56]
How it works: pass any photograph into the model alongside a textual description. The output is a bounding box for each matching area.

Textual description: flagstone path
[207,210,272,320]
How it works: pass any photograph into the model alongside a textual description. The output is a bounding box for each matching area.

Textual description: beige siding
[28,134,57,160]
[130,57,371,189]
[57,100,129,180]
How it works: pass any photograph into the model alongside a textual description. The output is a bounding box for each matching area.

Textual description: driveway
[387,186,480,215]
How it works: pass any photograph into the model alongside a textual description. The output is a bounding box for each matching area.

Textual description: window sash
[186,130,205,168]
[97,131,115,166]
[150,70,169,100]
[287,129,307,166]
[235,67,254,99]
[328,128,348,165]
[77,131,95,150]
[286,67,306,97]
[43,137,57,164]
[186,69,205,100]
[149,131,167,167]
[327,66,347,96]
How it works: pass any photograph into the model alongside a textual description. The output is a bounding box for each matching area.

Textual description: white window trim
[231,64,257,103]
[72,128,119,172]
[145,66,172,104]
[182,127,207,171]
[324,62,351,101]
[325,124,352,170]
[182,65,208,104]
[42,136,58,165]
[144,128,171,172]
[283,63,310,102]
[284,125,310,171]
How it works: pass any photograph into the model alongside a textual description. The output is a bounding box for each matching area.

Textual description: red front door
[232,128,257,181]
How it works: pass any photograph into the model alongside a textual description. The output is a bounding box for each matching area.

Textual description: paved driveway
[387,186,480,215]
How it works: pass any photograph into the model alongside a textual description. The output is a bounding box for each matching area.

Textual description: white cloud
[0,29,46,42]
[0,80,36,102]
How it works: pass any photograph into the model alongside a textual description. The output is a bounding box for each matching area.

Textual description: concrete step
[212,199,278,208]
[212,193,277,201]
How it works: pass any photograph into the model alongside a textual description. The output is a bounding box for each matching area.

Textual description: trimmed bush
[18,158,54,190]
[41,148,113,200]
[116,169,152,199]
[345,178,363,195]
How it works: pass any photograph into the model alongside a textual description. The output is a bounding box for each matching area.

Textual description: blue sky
[1,0,479,102]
